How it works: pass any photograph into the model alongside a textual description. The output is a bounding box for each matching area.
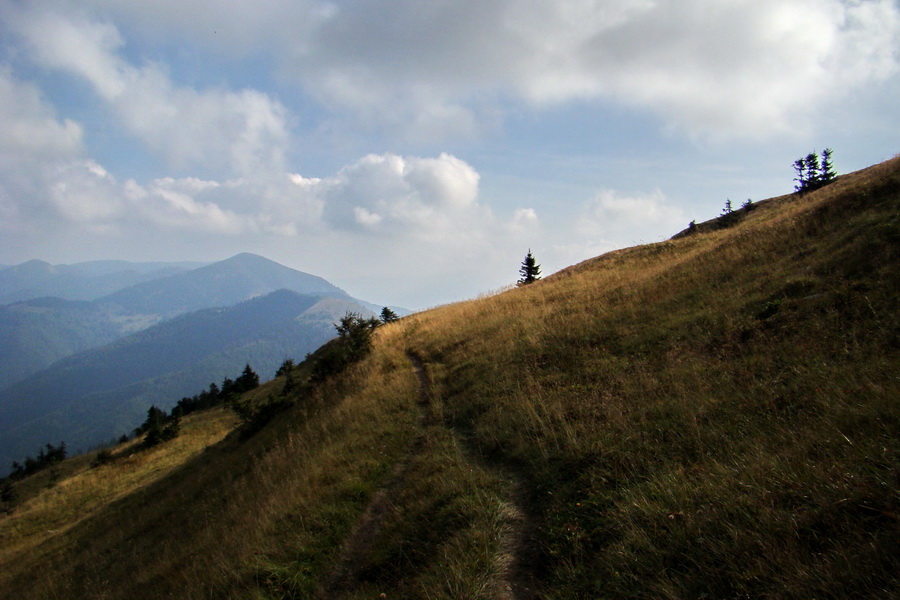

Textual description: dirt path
[315,354,433,600]
[317,353,540,599]
[406,352,541,600]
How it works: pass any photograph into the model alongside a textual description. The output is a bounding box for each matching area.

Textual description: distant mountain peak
[12,259,56,272]
[217,252,267,265]
[95,254,351,318]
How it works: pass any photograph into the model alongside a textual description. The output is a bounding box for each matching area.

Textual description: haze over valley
[0,253,399,468]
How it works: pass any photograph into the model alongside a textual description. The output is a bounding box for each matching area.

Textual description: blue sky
[1,0,898,309]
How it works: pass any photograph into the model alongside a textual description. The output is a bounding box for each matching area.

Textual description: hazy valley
[0,253,394,468]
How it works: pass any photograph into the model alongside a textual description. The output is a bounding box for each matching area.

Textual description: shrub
[91,449,114,468]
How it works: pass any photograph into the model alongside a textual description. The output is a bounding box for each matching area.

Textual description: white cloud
[508,207,539,234]
[580,188,687,243]
[10,8,291,177]
[533,188,688,278]
[310,152,488,243]
[0,66,84,162]
[48,160,125,225]
[12,1,896,144]
[273,0,900,140]
[2,0,897,308]
[0,66,87,233]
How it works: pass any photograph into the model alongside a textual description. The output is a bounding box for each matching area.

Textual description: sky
[0,1,898,309]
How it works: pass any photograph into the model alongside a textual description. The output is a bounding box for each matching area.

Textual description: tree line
[134,363,262,448]
[7,441,67,481]
[676,148,839,238]
[5,306,402,481]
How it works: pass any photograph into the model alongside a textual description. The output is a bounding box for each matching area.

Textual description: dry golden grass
[390,155,900,597]
[1,156,897,599]
[0,408,238,569]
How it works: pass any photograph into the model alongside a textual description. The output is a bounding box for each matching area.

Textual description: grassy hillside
[1,156,897,599]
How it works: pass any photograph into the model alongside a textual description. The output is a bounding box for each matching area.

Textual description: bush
[311,313,380,383]
[91,449,114,468]
[232,395,294,438]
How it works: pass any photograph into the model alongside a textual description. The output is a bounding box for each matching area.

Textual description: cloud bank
[51,0,899,141]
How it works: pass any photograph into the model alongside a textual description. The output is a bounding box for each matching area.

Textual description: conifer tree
[821,148,837,183]
[236,364,260,393]
[804,152,821,191]
[793,157,807,192]
[518,249,542,286]
[276,358,295,377]
[793,148,837,193]
[380,306,399,323]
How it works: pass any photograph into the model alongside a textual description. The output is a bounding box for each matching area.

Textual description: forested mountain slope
[0,254,360,392]
[0,290,373,468]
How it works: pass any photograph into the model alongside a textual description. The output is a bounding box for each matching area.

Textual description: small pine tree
[142,406,167,434]
[821,148,837,183]
[380,306,399,323]
[722,198,733,215]
[793,157,807,192]
[804,152,821,190]
[160,418,180,442]
[220,377,236,399]
[793,149,837,193]
[518,249,541,286]
[275,358,295,378]
[235,364,260,394]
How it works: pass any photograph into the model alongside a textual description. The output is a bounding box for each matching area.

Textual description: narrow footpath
[407,353,541,600]
[317,352,540,599]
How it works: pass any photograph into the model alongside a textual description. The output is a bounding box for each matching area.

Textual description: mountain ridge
[0,288,373,466]
[0,258,206,305]
[0,253,384,392]
[94,253,351,317]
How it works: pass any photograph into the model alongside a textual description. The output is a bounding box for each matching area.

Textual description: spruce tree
[821,148,837,183]
[518,249,542,286]
[804,152,821,191]
[236,364,260,393]
[276,358,295,377]
[380,306,399,323]
[793,157,807,192]
[793,149,837,193]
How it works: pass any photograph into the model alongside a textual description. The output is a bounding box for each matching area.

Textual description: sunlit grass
[1,156,897,599]
[393,156,900,598]
[0,407,238,568]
